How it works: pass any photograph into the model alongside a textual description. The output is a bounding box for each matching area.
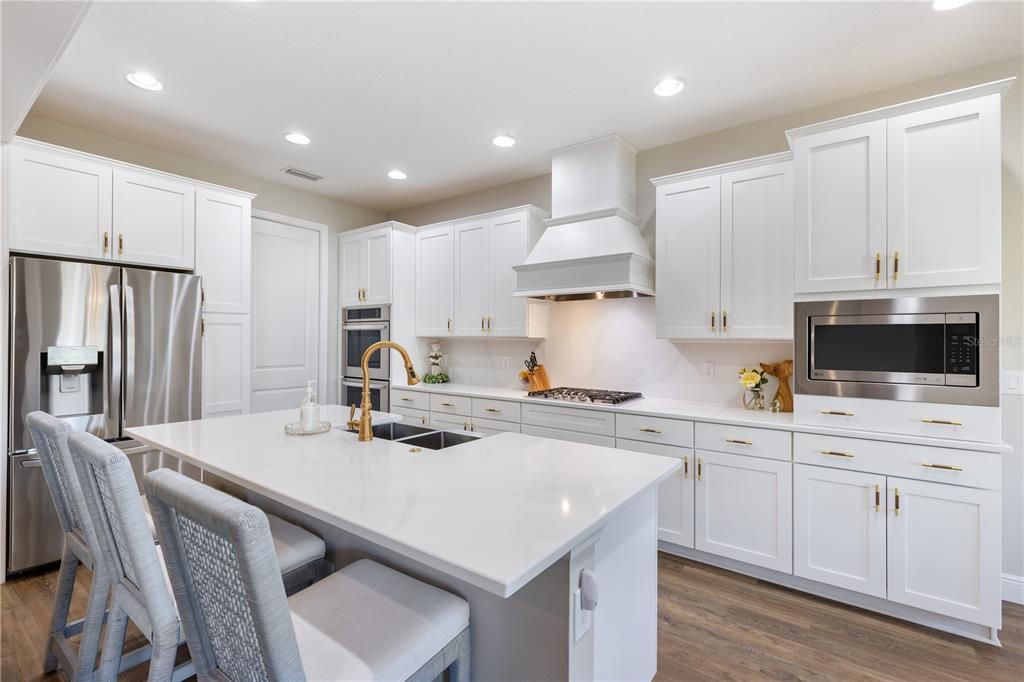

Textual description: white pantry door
[250,215,324,412]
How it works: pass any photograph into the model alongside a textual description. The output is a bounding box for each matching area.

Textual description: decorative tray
[284,420,332,436]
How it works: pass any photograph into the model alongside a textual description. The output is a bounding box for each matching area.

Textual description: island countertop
[126,405,679,597]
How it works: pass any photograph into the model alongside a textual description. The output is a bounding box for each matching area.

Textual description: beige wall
[390,173,552,227]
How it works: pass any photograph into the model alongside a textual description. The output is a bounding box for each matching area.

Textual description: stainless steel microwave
[795,294,999,406]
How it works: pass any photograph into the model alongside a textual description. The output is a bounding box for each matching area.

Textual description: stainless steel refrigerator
[7,256,202,574]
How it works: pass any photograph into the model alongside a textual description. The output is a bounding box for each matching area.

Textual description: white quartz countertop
[126,405,679,597]
[395,382,1011,453]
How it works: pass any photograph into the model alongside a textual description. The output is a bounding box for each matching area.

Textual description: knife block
[528,365,551,392]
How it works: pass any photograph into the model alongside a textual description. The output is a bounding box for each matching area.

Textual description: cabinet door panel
[196,189,251,314]
[202,313,251,417]
[113,168,195,269]
[887,477,1000,627]
[415,227,454,336]
[617,439,694,548]
[720,161,793,339]
[887,95,1001,288]
[364,228,392,304]
[339,234,365,307]
[453,222,489,335]
[488,214,529,336]
[655,176,721,339]
[794,465,885,597]
[695,450,792,572]
[793,121,886,293]
[7,144,112,260]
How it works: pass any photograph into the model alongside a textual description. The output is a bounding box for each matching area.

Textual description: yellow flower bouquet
[738,367,769,409]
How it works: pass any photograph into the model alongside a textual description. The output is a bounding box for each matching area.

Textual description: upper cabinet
[789,80,1009,294]
[652,154,793,341]
[196,188,253,314]
[414,206,548,338]
[339,225,393,306]
[113,168,196,269]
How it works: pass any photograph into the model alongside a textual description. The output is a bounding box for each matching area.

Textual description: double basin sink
[370,422,483,450]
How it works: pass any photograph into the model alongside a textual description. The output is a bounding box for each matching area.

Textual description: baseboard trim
[1003,573,1024,605]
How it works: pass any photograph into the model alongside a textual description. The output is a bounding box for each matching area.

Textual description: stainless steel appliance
[795,294,999,406]
[342,304,390,381]
[527,387,644,405]
[339,376,389,413]
[8,256,202,574]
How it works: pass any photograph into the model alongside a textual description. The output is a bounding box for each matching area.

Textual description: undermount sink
[398,430,483,450]
[372,422,435,441]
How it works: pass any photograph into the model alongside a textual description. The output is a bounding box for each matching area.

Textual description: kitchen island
[127,405,679,680]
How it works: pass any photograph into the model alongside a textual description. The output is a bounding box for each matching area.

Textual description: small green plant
[423,373,450,384]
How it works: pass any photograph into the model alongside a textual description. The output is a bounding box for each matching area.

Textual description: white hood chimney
[513,135,654,301]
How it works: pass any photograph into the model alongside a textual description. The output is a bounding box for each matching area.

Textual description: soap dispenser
[299,380,320,432]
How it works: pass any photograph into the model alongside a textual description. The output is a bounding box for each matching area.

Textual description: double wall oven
[340,304,390,412]
[795,294,999,407]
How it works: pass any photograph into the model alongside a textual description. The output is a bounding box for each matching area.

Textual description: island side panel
[209,475,571,681]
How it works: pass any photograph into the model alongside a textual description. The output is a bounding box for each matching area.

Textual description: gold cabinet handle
[821,410,854,417]
[399,397,413,402]
[710,311,716,331]
[921,463,963,472]
[464,421,470,431]
[481,316,485,330]
[683,456,689,479]
[485,408,501,413]
[921,418,962,426]
[447,318,452,331]
[726,438,753,445]
[894,487,900,516]
[697,458,703,481]
[421,415,427,425]
[488,317,492,330]
[103,232,110,253]
[639,427,662,434]
[722,310,728,331]
[820,449,854,458]
[441,402,456,408]
[874,484,881,512]
[200,318,205,336]
[893,251,900,281]
[118,233,124,254]
[875,252,881,281]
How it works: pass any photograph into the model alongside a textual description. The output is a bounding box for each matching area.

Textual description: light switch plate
[701,361,715,379]
[573,588,593,642]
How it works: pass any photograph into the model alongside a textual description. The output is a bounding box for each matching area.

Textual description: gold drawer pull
[639,427,662,434]
[921,463,963,472]
[821,410,854,417]
[726,438,752,445]
[441,402,456,408]
[820,449,854,458]
[921,418,962,426]
[874,484,880,512]
[485,408,501,413]
[400,397,413,402]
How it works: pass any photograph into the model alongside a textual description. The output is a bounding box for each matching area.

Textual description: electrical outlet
[701,361,715,379]
[501,356,510,370]
[573,588,593,643]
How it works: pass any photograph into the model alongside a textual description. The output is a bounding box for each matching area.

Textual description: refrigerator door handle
[109,283,123,437]
[124,283,136,413]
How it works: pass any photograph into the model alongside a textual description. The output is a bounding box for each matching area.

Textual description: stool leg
[449,629,471,682]
[146,633,177,682]
[74,567,111,682]
[95,602,128,682]
[44,544,78,673]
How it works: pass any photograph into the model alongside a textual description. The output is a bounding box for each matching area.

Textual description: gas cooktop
[527,387,644,405]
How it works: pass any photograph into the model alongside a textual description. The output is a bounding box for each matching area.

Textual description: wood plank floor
[3,552,1021,681]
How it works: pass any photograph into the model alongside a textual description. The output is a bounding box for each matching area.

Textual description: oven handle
[341,323,391,331]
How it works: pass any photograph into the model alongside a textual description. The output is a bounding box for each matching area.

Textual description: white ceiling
[30,1,1024,213]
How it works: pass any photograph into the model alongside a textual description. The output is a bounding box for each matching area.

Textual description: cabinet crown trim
[785,77,1015,142]
[10,136,257,200]
[340,221,415,238]
[650,151,793,186]
[416,204,549,230]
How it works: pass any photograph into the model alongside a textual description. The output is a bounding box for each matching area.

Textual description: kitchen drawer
[471,416,521,436]
[794,433,1000,490]
[472,397,522,423]
[391,405,429,426]
[616,413,693,448]
[521,403,616,437]
[521,424,615,448]
[429,412,473,432]
[430,393,472,417]
[695,422,791,461]
[794,395,1001,444]
[392,388,430,411]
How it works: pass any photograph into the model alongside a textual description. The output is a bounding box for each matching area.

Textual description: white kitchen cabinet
[415,225,454,336]
[793,464,886,598]
[196,188,252,314]
[453,221,489,335]
[695,449,792,573]
[887,477,1001,627]
[652,154,792,340]
[470,416,521,436]
[429,412,472,432]
[339,226,393,306]
[487,212,535,337]
[113,167,196,269]
[617,438,694,548]
[201,313,251,418]
[6,142,113,260]
[520,424,615,448]
[886,95,1002,289]
[789,82,1009,294]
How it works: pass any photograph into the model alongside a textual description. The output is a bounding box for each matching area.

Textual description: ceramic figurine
[760,359,794,413]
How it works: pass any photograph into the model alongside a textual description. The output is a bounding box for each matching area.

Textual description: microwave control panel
[945,314,979,385]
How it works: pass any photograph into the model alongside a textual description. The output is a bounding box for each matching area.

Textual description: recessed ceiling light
[284,132,311,145]
[125,72,163,91]
[492,134,517,148]
[387,169,407,180]
[932,0,972,9]
[653,78,685,97]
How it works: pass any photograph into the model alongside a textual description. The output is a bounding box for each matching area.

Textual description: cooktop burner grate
[527,387,644,405]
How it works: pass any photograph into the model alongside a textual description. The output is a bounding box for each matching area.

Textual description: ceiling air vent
[283,166,323,182]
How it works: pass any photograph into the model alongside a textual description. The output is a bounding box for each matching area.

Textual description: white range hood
[513,135,654,301]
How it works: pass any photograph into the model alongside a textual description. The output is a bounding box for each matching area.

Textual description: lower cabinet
[617,438,694,547]
[429,412,472,431]
[794,464,886,598]
[521,424,615,447]
[391,405,429,426]
[887,477,1001,627]
[470,416,521,436]
[201,313,251,417]
[695,450,792,573]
